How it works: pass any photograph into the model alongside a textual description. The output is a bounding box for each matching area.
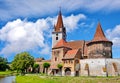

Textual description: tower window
[55,57,57,61]
[56,37,58,40]
[63,28,66,32]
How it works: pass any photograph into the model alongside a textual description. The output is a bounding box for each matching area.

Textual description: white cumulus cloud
[0,18,51,56]
[63,14,86,32]
[0,0,120,20]
[0,13,87,57]
[106,24,120,47]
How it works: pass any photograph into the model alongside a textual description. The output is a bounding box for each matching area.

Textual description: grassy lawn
[16,75,120,83]
[0,71,14,76]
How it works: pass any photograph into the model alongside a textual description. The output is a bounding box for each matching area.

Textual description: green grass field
[16,75,120,83]
[0,71,13,76]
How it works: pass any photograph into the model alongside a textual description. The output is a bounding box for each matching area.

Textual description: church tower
[52,10,66,47]
[87,22,113,58]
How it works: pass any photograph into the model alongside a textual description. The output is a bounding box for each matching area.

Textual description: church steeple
[92,22,108,42]
[52,9,66,47]
[87,22,113,58]
[54,10,64,32]
[87,22,113,45]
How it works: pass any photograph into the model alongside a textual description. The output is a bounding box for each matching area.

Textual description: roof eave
[52,46,72,49]
[62,58,74,60]
[87,40,113,45]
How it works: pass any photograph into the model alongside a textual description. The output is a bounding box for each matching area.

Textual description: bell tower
[87,22,113,58]
[52,10,66,47]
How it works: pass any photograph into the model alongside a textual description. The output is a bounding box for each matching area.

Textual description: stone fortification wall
[80,59,120,76]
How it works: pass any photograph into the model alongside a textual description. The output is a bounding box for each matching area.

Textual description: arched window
[56,37,58,40]
[112,63,118,72]
[55,57,57,61]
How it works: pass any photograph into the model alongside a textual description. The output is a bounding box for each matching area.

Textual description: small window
[57,51,59,54]
[84,56,88,59]
[85,64,89,70]
[66,60,67,63]
[55,50,59,56]
[63,28,66,32]
[63,35,66,39]
[55,57,57,61]
[53,51,56,55]
[56,34,58,36]
[69,60,71,63]
[102,67,106,72]
[56,37,58,40]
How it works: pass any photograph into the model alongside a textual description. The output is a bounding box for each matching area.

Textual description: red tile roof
[42,60,51,62]
[67,40,85,49]
[63,49,79,59]
[92,22,109,42]
[54,10,64,32]
[53,40,86,50]
[87,22,112,45]
[53,39,70,48]
[35,58,44,62]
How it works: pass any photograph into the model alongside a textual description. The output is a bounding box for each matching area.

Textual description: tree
[33,63,39,73]
[11,52,34,75]
[43,62,50,74]
[57,64,63,76]
[0,56,9,71]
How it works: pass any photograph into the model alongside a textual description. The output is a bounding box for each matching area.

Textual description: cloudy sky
[0,0,120,62]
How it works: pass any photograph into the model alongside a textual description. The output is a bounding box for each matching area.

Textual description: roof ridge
[68,40,85,43]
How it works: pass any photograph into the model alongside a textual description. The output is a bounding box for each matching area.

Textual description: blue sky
[0,0,120,62]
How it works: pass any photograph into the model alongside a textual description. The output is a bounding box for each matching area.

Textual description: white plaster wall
[62,71,75,76]
[80,59,120,76]
[71,72,75,76]
[52,32,63,47]
[106,59,120,76]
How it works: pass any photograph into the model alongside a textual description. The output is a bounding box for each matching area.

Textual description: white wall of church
[80,59,120,76]
[52,32,63,47]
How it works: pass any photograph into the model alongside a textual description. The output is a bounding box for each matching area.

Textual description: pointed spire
[92,22,108,41]
[54,9,64,32]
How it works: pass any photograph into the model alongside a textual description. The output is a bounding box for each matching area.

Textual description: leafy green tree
[57,64,63,76]
[43,62,50,74]
[33,63,39,73]
[0,56,9,71]
[11,52,34,75]
[57,64,63,69]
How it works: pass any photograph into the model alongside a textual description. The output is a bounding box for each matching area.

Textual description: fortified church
[36,10,120,76]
